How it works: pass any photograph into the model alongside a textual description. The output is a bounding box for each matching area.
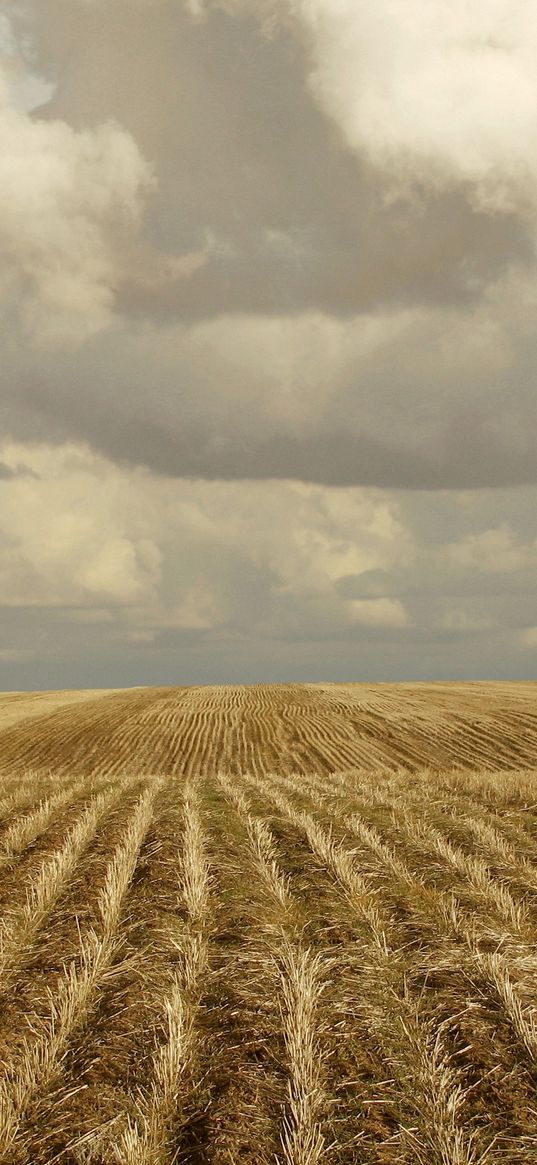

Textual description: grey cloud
[3,293,537,489]
[0,461,39,480]
[0,599,534,690]
[337,567,537,601]
[0,3,536,690]
[0,443,535,687]
[0,1,533,494]
[17,1,533,320]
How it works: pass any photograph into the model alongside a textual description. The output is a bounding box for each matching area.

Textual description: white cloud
[348,598,409,628]
[437,606,496,632]
[0,443,162,606]
[441,524,533,573]
[0,11,55,112]
[295,0,537,213]
[282,485,412,585]
[0,441,412,641]
[1,438,537,679]
[0,64,152,344]
[520,626,537,648]
[171,584,223,630]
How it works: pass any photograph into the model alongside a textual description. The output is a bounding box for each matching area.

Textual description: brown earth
[0,680,537,778]
[0,682,535,1165]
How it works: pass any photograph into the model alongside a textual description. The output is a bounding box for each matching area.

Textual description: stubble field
[0,681,536,1164]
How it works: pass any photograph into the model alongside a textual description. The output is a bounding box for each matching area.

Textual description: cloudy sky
[1,0,537,688]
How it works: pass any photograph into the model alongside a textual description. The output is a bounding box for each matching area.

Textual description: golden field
[0,682,536,1164]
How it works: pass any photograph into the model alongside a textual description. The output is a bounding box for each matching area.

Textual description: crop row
[0,766,535,1163]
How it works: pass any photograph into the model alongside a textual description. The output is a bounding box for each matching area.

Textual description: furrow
[0,781,160,1158]
[277,768,537,935]
[214,772,329,1165]
[244,772,483,1165]
[262,771,537,1072]
[0,778,85,866]
[109,777,210,1165]
[0,781,125,994]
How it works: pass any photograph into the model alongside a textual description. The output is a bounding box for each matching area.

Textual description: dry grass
[0,782,159,1160]
[0,777,85,865]
[244,772,489,1165]
[0,682,535,1163]
[0,783,123,992]
[109,778,211,1165]
[278,943,326,1165]
[256,769,537,1081]
[216,772,330,1163]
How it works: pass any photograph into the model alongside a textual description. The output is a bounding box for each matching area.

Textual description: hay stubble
[0,682,536,1163]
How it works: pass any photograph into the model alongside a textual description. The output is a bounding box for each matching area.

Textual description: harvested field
[0,681,536,1164]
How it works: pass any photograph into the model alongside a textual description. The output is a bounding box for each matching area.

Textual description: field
[0,681,536,1164]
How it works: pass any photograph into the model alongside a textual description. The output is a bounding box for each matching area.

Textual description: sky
[1,0,537,689]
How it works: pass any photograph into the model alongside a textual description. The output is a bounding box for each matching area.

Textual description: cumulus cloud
[0,441,411,636]
[441,525,535,573]
[0,460,38,480]
[0,439,535,684]
[6,280,537,490]
[2,0,536,488]
[0,443,162,606]
[0,62,152,343]
[18,0,529,326]
[348,598,409,628]
[296,0,537,213]
[0,3,536,685]
[436,606,497,633]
